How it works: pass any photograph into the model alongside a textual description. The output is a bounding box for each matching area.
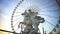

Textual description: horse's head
[34,16,45,23]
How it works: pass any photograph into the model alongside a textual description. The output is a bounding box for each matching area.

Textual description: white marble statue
[18,9,45,34]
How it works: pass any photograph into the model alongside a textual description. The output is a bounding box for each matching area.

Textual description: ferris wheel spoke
[40,10,59,12]
[14,28,20,32]
[45,20,56,26]
[15,12,22,13]
[37,7,59,13]
[13,19,23,27]
[13,24,21,31]
[14,15,21,17]
[36,6,59,12]
[43,3,58,9]
[39,14,59,19]
[13,23,18,27]
[13,17,21,22]
[26,0,30,7]
[14,24,23,33]
[13,22,20,27]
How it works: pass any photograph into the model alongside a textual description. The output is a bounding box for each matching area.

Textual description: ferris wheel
[10,0,60,34]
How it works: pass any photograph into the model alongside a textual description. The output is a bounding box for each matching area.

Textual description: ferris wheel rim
[11,0,25,33]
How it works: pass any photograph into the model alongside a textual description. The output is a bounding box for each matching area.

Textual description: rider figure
[19,9,45,34]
